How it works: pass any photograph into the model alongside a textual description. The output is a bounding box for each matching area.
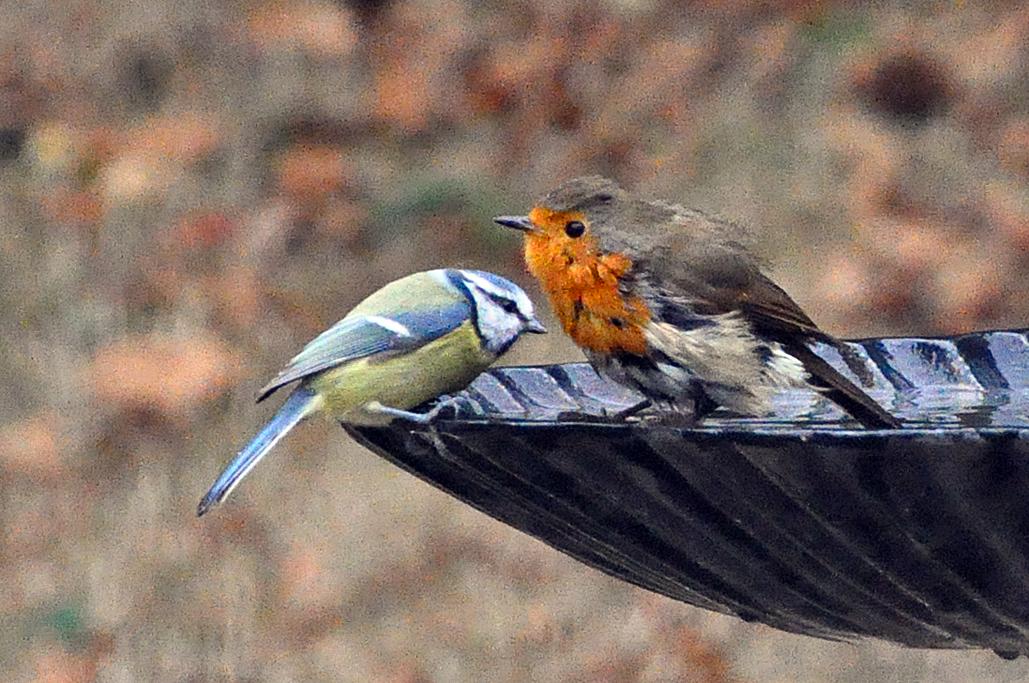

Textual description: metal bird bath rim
[348,328,1029,659]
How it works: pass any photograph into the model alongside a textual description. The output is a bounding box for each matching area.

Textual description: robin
[494,176,900,428]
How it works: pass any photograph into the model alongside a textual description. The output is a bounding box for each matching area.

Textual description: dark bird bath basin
[347,329,1029,658]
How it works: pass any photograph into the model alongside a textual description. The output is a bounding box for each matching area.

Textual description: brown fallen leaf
[122,111,223,164]
[88,333,241,418]
[33,649,98,683]
[42,189,104,228]
[246,1,357,59]
[0,411,65,478]
[172,211,237,250]
[932,252,1010,333]
[276,145,350,204]
[996,117,1029,179]
[199,265,263,329]
[984,181,1029,253]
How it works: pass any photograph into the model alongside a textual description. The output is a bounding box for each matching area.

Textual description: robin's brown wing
[710,267,823,339]
[641,227,823,337]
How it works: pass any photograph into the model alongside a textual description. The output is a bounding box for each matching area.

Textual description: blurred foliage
[2,0,1029,681]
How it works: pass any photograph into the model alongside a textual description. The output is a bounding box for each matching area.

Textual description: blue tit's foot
[420,395,462,423]
[429,394,487,420]
[555,399,652,423]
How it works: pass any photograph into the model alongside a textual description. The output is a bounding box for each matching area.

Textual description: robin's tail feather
[784,342,902,429]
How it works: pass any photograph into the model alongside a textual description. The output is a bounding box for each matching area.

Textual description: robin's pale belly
[587,314,811,417]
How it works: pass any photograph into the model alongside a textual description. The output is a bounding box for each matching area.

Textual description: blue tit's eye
[565,221,586,238]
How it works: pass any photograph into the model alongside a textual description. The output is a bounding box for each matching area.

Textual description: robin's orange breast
[524,233,650,356]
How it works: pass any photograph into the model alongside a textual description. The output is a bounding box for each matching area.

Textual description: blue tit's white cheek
[447,268,538,355]
[467,292,522,355]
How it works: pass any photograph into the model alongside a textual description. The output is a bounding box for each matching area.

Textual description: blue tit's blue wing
[257,303,471,401]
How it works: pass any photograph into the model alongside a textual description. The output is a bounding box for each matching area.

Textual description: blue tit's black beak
[493,215,537,233]
[525,317,547,334]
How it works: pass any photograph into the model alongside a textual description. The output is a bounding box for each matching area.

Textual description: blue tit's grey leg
[362,395,467,425]
[361,401,436,424]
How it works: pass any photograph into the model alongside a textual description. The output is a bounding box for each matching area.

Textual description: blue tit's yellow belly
[306,321,492,420]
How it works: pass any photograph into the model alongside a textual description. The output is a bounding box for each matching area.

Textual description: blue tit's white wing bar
[258,303,471,401]
[348,328,1029,659]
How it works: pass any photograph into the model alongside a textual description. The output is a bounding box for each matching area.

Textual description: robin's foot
[555,399,652,423]
[635,409,703,427]
[630,392,720,426]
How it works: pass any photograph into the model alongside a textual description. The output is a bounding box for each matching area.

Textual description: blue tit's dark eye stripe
[498,297,520,315]
[483,290,523,317]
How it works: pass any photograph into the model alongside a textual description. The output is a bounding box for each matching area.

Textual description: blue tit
[197,268,545,516]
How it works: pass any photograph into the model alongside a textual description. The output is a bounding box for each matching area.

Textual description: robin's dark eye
[565,221,586,238]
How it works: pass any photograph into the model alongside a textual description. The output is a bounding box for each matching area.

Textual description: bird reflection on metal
[348,329,1029,658]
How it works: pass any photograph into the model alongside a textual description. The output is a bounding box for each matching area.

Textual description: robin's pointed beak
[493,215,537,233]
[525,317,547,334]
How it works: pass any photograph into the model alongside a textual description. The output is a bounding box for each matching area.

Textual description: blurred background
[2,0,1028,680]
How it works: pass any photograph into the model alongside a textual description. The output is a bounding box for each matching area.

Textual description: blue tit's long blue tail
[197,387,319,516]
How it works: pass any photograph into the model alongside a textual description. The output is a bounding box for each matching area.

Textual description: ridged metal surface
[348,329,1029,657]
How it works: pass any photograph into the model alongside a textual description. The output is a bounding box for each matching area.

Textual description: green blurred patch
[799,9,871,54]
[46,602,90,650]
[367,176,517,248]
[368,177,466,230]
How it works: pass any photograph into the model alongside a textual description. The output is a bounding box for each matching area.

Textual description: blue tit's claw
[421,395,469,423]
[451,394,487,418]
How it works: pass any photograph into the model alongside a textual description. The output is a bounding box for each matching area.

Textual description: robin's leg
[692,390,720,421]
[636,385,719,427]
